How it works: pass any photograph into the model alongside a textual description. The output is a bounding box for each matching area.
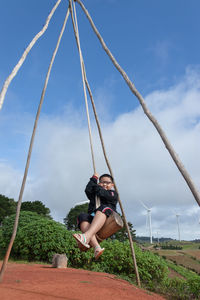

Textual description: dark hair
[99,174,113,182]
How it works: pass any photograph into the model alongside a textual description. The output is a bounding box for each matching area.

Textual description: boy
[73,173,118,259]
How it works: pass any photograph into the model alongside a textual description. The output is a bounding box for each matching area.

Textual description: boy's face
[99,176,114,190]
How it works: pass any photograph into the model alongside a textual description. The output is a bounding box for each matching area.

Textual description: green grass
[181,243,200,250]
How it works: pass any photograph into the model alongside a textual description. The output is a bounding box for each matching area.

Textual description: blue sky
[0,0,200,240]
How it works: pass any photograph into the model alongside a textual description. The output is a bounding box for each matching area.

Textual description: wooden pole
[0,0,62,110]
[0,6,70,283]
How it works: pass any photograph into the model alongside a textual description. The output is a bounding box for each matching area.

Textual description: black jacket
[85,176,118,214]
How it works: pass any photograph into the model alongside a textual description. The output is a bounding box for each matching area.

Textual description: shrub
[69,238,169,287]
[0,227,4,258]
[0,211,77,262]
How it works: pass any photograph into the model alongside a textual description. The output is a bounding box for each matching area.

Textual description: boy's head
[99,174,114,190]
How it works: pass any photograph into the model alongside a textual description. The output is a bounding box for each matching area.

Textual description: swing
[69,2,124,241]
[0,0,140,286]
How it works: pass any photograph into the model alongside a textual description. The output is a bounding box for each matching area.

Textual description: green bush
[0,211,77,262]
[1,211,42,246]
[161,244,183,250]
[0,227,4,258]
[0,228,3,243]
[68,238,169,287]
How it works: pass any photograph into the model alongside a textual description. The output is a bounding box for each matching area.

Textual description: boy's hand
[93,173,99,178]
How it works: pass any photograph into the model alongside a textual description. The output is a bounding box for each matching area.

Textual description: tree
[64,203,88,230]
[21,200,52,219]
[0,194,17,225]
[110,220,136,242]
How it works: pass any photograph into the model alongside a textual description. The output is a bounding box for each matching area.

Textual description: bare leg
[83,211,106,244]
[80,221,100,248]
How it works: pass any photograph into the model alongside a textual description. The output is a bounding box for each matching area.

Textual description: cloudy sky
[0,0,200,241]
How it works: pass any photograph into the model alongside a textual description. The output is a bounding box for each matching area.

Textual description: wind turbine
[140,200,153,244]
[174,212,181,242]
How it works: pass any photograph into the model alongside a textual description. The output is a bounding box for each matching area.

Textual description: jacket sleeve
[85,176,98,200]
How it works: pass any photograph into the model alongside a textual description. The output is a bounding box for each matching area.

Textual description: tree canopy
[0,195,51,224]
[21,200,52,219]
[0,194,16,225]
[64,203,88,230]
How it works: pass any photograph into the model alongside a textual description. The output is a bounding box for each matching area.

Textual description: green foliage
[0,211,73,262]
[110,220,136,242]
[64,203,88,230]
[0,228,4,258]
[161,260,200,299]
[160,243,183,250]
[163,277,200,299]
[21,200,52,219]
[68,238,169,286]
[0,194,17,224]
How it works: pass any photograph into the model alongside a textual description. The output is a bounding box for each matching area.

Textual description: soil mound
[0,262,165,299]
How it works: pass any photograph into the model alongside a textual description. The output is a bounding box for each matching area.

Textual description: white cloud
[0,162,22,199]
[0,67,200,240]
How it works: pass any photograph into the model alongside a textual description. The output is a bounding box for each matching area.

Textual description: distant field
[181,250,200,260]
[153,245,200,275]
[167,255,200,274]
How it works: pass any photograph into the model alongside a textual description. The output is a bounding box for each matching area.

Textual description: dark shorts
[77,205,114,229]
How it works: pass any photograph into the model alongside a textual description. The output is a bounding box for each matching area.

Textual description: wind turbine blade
[139,200,149,210]
[75,200,89,206]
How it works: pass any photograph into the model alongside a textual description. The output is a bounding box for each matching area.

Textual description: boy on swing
[73,173,118,260]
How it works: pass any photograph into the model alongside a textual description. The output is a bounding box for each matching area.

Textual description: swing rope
[76,0,200,208]
[0,0,62,111]
[70,0,141,286]
[69,0,101,208]
[69,1,96,175]
[0,5,70,283]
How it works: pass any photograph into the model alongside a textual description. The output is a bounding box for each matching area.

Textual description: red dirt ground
[0,262,166,300]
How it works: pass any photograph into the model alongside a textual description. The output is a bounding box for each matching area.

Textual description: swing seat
[96,211,124,242]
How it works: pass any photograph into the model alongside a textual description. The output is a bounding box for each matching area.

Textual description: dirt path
[0,262,165,300]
